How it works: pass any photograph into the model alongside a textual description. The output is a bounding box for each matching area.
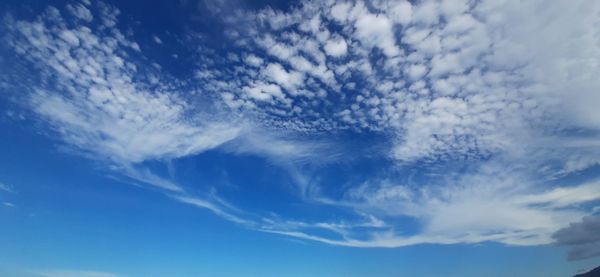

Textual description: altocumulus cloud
[1,0,600,253]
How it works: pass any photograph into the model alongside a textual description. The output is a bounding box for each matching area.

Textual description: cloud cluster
[1,1,340,230]
[1,3,256,232]
[194,0,600,167]
[198,0,520,162]
[6,3,240,166]
[178,0,600,250]
[2,0,600,253]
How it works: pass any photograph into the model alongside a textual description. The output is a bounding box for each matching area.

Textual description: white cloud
[444,14,478,34]
[175,195,254,226]
[439,0,469,17]
[119,164,184,192]
[406,64,428,80]
[323,37,348,57]
[411,0,439,25]
[4,2,247,200]
[516,181,600,208]
[243,54,263,67]
[4,0,600,252]
[306,168,600,247]
[244,81,285,102]
[66,3,93,22]
[262,63,304,91]
[223,130,340,165]
[482,0,600,130]
[354,12,400,57]
[152,35,162,44]
[385,1,412,25]
[33,92,240,165]
[8,5,241,166]
[330,2,352,22]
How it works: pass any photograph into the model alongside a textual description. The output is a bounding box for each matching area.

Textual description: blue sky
[1,0,600,276]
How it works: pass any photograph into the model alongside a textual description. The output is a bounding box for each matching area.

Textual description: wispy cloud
[4,2,242,195]
[2,0,600,254]
[0,182,13,193]
[174,195,256,226]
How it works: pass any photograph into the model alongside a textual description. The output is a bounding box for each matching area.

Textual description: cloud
[222,130,340,165]
[119,164,184,192]
[481,0,600,131]
[174,195,255,226]
[517,182,600,208]
[0,182,13,193]
[353,11,400,57]
[244,81,285,102]
[6,6,237,165]
[379,1,412,26]
[1,1,256,222]
[204,0,533,162]
[65,3,93,22]
[4,2,242,193]
[323,37,347,57]
[261,63,304,92]
[32,92,240,164]
[3,0,600,251]
[306,166,600,247]
[553,216,600,261]
[243,54,263,67]
[152,35,162,44]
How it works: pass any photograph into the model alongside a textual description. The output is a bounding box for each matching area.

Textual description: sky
[0,0,600,276]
